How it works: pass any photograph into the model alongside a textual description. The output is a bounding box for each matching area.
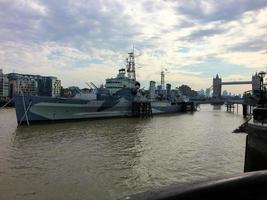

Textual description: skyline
[1,0,267,93]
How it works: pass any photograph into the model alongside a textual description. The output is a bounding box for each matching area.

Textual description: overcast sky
[1,0,267,93]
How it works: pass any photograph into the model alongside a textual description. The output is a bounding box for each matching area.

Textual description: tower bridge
[212,73,260,98]
[193,73,261,108]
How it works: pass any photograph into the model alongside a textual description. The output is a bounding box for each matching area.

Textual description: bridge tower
[213,74,222,98]
[252,72,261,95]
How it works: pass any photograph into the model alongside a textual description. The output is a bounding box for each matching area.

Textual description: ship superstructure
[14,51,140,124]
[105,68,136,95]
[147,70,188,114]
[105,51,138,94]
[14,50,192,125]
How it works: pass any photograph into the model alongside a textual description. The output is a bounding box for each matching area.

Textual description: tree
[178,85,198,97]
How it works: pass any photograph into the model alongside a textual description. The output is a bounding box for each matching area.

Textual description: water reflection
[212,105,222,110]
[11,118,152,199]
[0,106,247,200]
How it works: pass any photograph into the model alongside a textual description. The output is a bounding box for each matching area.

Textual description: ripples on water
[0,105,246,200]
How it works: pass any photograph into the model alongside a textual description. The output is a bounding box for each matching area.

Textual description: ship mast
[126,46,136,81]
[161,69,165,90]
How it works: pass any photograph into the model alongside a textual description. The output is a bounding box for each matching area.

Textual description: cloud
[173,0,267,22]
[183,27,226,41]
[229,39,266,52]
[0,0,267,94]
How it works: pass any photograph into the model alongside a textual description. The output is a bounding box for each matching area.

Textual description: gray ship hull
[14,95,185,124]
[151,101,183,114]
[14,95,132,124]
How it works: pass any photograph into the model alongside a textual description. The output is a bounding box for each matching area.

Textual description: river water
[0,105,247,200]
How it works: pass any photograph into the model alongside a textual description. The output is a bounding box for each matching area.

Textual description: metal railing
[124,170,267,200]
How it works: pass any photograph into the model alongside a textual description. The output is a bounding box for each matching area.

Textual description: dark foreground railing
[253,108,267,123]
[124,170,267,200]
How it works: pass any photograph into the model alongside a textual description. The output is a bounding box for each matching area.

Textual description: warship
[14,51,189,125]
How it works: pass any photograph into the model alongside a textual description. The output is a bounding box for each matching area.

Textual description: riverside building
[7,72,61,98]
[0,69,9,99]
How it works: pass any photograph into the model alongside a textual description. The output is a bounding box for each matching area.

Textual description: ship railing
[124,170,267,200]
[0,97,13,109]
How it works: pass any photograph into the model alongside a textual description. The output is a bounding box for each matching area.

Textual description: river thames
[0,105,247,200]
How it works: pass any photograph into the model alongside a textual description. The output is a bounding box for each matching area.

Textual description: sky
[0,0,267,94]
